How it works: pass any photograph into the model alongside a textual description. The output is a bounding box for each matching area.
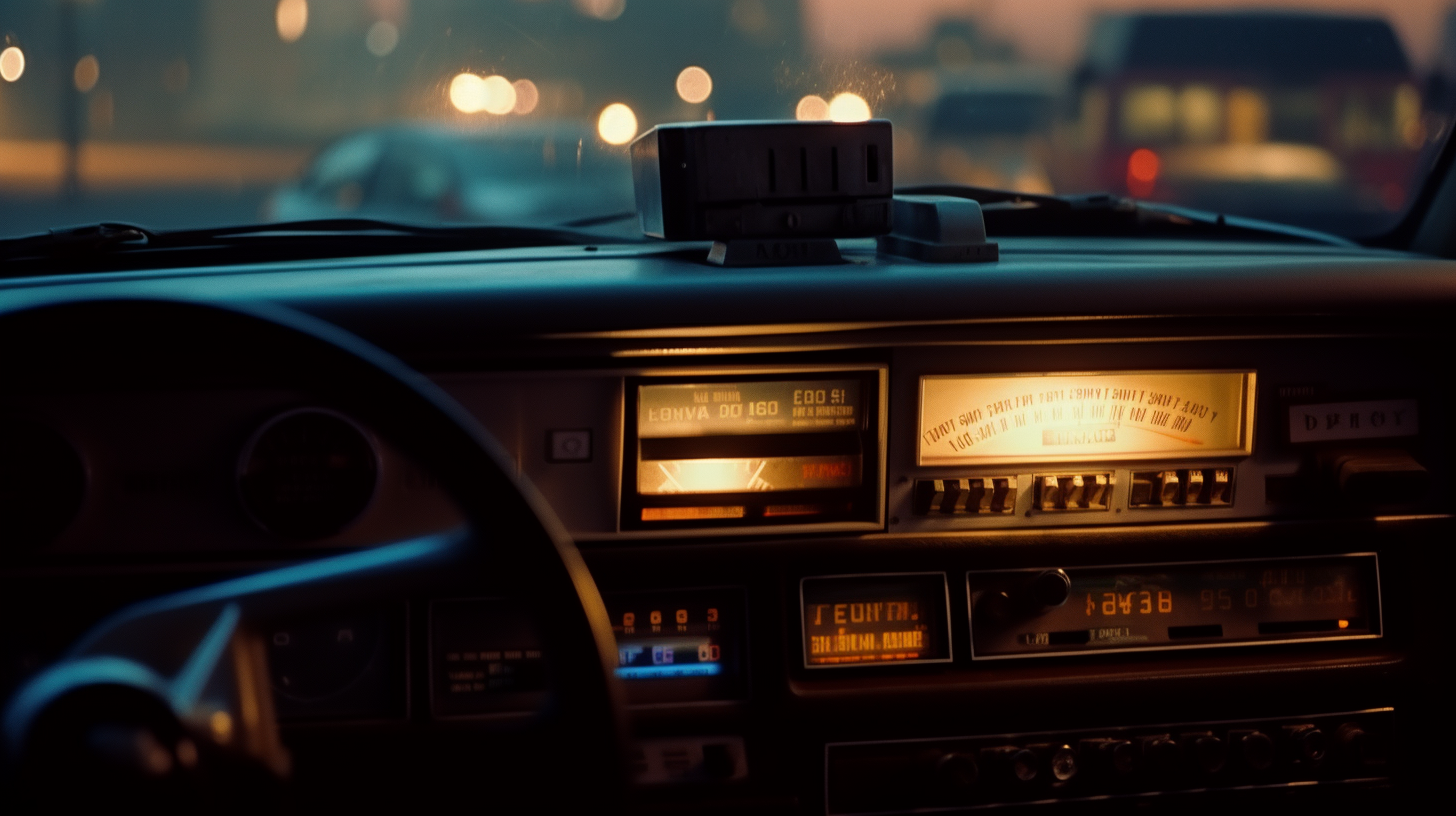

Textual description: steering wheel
[0,298,627,811]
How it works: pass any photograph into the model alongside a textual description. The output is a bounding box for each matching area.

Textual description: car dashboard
[2,236,1453,813]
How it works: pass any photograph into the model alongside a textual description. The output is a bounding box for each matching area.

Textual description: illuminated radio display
[624,371,883,529]
[801,573,952,668]
[919,371,1255,466]
[968,555,1380,659]
[606,589,745,704]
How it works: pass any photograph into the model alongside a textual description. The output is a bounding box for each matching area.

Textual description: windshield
[0,0,1451,240]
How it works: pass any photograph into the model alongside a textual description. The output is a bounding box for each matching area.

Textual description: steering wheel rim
[0,297,628,809]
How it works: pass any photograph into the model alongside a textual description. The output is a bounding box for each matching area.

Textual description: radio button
[1284,725,1327,767]
[1182,732,1226,774]
[1336,723,1368,767]
[1157,472,1181,504]
[1232,730,1276,771]
[1208,469,1233,504]
[935,752,979,794]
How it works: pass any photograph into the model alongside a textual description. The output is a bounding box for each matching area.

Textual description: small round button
[1010,749,1039,783]
[1190,735,1226,774]
[1240,732,1275,771]
[1050,746,1078,782]
[936,752,979,792]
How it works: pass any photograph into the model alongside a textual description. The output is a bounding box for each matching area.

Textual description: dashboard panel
[2,238,1454,813]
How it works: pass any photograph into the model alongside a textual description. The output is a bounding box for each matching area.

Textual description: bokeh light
[828,92,871,122]
[574,0,626,22]
[481,75,517,115]
[73,55,100,93]
[676,66,713,104]
[276,0,308,43]
[0,46,24,83]
[512,79,540,115]
[795,95,830,121]
[449,73,487,113]
[366,21,399,57]
[598,102,638,145]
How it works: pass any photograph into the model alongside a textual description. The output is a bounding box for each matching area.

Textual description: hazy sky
[802,0,1454,67]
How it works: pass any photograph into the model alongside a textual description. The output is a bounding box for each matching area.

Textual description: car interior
[3,3,1456,814]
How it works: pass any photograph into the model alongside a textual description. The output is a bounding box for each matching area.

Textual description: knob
[1336,723,1367,766]
[1049,745,1078,783]
[1008,749,1039,783]
[1142,736,1181,776]
[1284,725,1327,766]
[1236,730,1275,771]
[1184,733,1226,774]
[935,752,979,792]
[1027,570,1072,608]
[1088,739,1138,776]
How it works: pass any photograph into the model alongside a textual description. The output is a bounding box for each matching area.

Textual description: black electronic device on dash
[630,120,893,266]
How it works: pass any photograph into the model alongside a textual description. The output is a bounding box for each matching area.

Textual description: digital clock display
[638,379,861,437]
[606,589,745,704]
[968,555,1379,658]
[801,573,952,668]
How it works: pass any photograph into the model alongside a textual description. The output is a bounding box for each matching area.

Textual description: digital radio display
[801,573,952,668]
[638,379,862,437]
[607,589,745,704]
[968,555,1379,658]
[624,371,883,529]
[919,371,1255,465]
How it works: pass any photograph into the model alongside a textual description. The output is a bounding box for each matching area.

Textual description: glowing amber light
[1338,619,1350,629]
[209,710,234,743]
[795,95,829,121]
[676,66,712,104]
[918,371,1255,466]
[597,102,638,145]
[574,0,626,21]
[481,75,517,115]
[512,79,539,114]
[73,55,99,93]
[0,46,24,83]
[275,0,308,43]
[828,92,871,123]
[449,73,487,113]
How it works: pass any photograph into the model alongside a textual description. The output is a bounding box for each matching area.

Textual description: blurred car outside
[905,70,1062,194]
[266,121,636,229]
[1052,11,1424,235]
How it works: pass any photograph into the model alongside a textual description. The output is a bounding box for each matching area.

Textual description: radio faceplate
[968,554,1380,659]
[621,368,887,532]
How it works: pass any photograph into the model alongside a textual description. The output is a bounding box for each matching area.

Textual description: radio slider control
[1129,468,1234,508]
[1034,473,1112,512]
[915,477,1018,515]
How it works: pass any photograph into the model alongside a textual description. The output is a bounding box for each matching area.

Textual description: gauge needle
[746,460,770,491]
[658,462,685,492]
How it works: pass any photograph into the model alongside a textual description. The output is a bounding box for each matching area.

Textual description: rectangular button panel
[1129,468,1233,507]
[915,477,1018,515]
[1034,473,1113,512]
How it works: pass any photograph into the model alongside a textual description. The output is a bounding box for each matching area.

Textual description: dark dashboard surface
[2,236,1453,813]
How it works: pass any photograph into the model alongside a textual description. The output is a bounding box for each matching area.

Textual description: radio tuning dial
[1027,570,1071,608]
[1336,723,1367,766]
[1235,730,1276,771]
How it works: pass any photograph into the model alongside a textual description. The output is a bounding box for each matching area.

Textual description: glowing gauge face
[638,456,860,494]
[918,371,1255,466]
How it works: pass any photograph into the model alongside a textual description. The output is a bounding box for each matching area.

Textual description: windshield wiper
[896,184,1357,247]
[0,218,641,278]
